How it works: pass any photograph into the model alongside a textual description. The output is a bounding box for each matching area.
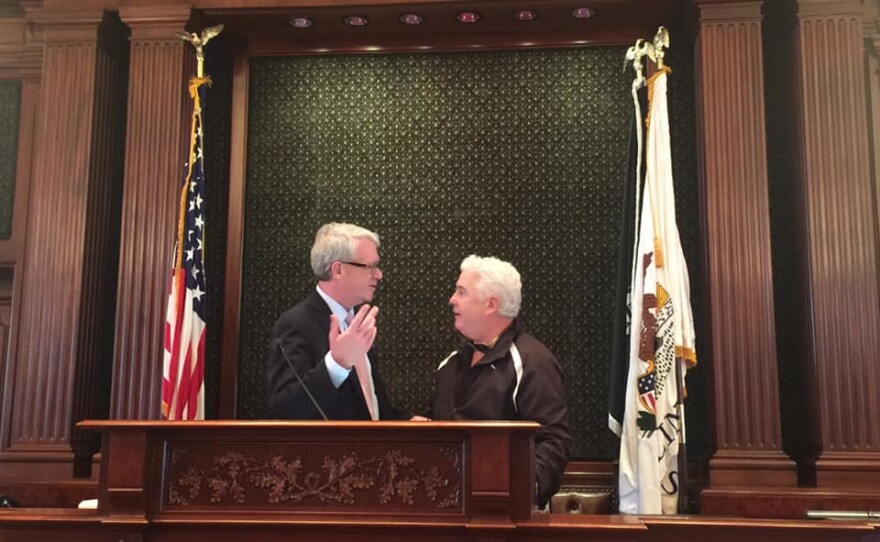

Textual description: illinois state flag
[162,77,210,420]
[617,67,697,514]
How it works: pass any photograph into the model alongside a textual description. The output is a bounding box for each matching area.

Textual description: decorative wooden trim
[796,0,862,18]
[694,0,796,487]
[0,77,38,266]
[693,1,763,23]
[27,8,103,44]
[814,451,880,489]
[0,10,123,479]
[0,78,39,472]
[702,486,880,518]
[0,12,43,78]
[118,5,192,40]
[708,450,798,487]
[245,32,664,57]
[218,51,248,418]
[1,11,126,482]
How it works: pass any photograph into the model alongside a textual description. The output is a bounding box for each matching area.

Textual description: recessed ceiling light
[570,7,596,19]
[343,15,369,27]
[399,13,424,25]
[513,10,539,21]
[288,16,313,29]
[456,11,481,23]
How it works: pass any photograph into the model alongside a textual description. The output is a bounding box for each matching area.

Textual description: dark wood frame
[214,0,685,418]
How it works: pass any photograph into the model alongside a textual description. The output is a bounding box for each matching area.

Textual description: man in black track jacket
[418,255,572,508]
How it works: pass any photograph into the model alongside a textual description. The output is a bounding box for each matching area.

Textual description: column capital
[865,19,880,57]
[693,0,763,23]
[119,5,192,41]
[796,0,862,18]
[25,6,103,44]
[0,7,43,79]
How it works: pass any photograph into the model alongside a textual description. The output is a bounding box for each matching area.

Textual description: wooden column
[693,0,797,489]
[0,7,128,480]
[112,6,194,420]
[792,0,880,489]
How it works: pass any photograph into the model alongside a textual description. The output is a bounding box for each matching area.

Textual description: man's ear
[485,296,500,314]
[330,261,344,278]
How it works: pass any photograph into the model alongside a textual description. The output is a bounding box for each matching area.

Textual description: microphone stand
[275,340,329,421]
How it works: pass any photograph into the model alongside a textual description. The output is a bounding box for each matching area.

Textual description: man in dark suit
[267,223,400,420]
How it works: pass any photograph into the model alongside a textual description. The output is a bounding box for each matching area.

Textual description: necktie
[345,313,377,421]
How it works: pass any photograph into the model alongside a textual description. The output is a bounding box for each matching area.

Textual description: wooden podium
[1,420,874,542]
[81,420,538,531]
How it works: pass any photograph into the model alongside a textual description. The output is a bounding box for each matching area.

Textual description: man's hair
[311,223,380,280]
[460,255,522,318]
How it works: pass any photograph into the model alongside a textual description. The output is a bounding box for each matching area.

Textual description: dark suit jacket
[267,290,401,420]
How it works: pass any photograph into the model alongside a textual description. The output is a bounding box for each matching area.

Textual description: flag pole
[648,25,688,513]
[161,24,223,420]
[674,356,689,513]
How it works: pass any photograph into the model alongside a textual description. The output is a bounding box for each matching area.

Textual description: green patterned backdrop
[236,45,705,460]
[0,81,21,240]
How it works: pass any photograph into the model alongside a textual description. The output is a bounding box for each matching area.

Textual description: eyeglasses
[341,261,382,273]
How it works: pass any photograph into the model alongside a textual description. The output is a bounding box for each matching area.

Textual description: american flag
[162,77,209,420]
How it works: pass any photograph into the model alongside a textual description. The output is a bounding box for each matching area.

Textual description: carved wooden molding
[166,444,462,511]
[118,5,192,41]
[797,0,862,18]
[695,1,762,23]
[26,7,102,44]
[0,8,42,78]
[865,18,880,59]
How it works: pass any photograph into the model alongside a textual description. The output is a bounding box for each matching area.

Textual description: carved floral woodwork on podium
[165,443,462,512]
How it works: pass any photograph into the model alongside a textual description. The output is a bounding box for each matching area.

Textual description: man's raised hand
[328,305,379,368]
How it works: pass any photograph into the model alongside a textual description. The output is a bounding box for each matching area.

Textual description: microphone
[274,339,329,421]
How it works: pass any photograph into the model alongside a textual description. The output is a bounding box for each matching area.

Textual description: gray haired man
[417,255,572,508]
[267,223,400,420]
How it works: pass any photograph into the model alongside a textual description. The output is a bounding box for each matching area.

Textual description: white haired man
[418,255,572,508]
[267,222,400,420]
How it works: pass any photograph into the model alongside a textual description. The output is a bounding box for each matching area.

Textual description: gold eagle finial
[177,24,224,78]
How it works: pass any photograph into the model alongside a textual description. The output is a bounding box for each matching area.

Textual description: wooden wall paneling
[692,0,797,489]
[0,5,42,491]
[0,5,41,264]
[792,0,880,489]
[0,296,10,435]
[112,5,196,420]
[0,7,127,481]
[218,51,247,419]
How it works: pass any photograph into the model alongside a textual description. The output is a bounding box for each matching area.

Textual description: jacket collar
[461,319,523,366]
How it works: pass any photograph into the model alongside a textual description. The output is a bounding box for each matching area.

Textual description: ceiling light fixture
[399,13,424,25]
[570,7,596,19]
[343,15,369,27]
[513,10,539,21]
[456,11,481,23]
[287,16,313,29]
